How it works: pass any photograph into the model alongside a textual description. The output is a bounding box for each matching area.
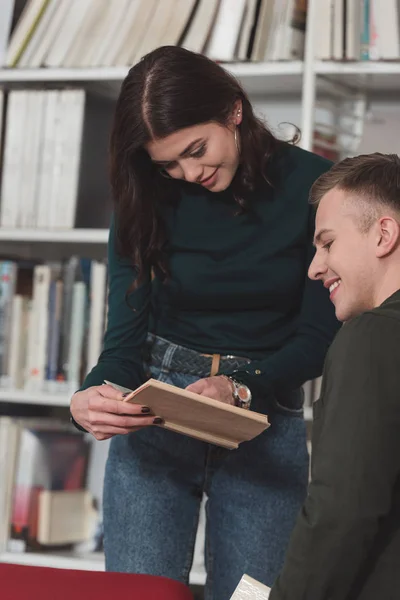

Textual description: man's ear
[376,216,400,257]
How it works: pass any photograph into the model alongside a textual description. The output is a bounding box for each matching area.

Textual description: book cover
[230,574,271,599]
[105,378,270,449]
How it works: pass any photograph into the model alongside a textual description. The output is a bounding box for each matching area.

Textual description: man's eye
[190,145,206,159]
[323,241,333,251]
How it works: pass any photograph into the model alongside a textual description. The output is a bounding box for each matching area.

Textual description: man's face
[308,188,378,322]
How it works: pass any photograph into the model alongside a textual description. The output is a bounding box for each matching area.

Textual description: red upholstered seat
[0,563,194,600]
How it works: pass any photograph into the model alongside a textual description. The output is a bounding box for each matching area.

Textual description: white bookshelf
[0,0,398,581]
[0,228,108,243]
[316,61,400,93]
[0,388,71,407]
[0,62,304,97]
[2,60,400,98]
[0,67,130,83]
[317,60,400,75]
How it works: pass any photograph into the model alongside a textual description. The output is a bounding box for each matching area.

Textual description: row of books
[0,0,307,69]
[316,0,400,61]
[0,257,107,393]
[0,249,321,406]
[0,416,97,555]
[313,130,341,163]
[0,88,112,231]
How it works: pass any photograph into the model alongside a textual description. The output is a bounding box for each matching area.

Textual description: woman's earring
[234,127,240,154]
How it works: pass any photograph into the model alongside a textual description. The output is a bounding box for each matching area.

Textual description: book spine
[67,281,86,389]
[86,261,107,375]
[57,256,79,382]
[360,0,370,60]
[368,0,379,60]
[0,261,17,385]
[25,265,51,390]
[46,279,63,383]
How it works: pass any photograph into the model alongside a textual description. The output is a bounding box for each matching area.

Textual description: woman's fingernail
[141,406,151,414]
[153,417,164,425]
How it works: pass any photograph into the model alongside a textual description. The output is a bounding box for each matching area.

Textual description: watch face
[237,385,251,402]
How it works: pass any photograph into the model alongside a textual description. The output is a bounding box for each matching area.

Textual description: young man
[269,153,400,600]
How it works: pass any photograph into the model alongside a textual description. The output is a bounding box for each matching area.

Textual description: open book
[105,378,270,450]
[230,574,271,599]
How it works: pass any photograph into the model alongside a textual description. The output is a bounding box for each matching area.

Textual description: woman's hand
[185,375,234,405]
[70,384,161,441]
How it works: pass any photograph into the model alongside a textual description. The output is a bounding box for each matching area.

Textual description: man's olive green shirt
[270,290,400,600]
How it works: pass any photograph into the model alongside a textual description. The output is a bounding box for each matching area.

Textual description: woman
[70,46,339,600]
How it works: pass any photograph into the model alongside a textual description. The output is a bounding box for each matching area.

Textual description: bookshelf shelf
[316,60,400,75]
[229,61,303,95]
[0,62,304,96]
[0,228,108,244]
[315,60,400,93]
[0,551,207,585]
[0,551,104,571]
[0,67,127,98]
[2,61,400,99]
[0,389,71,407]
[0,67,129,82]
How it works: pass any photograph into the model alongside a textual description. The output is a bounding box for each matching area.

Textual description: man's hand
[186,375,234,405]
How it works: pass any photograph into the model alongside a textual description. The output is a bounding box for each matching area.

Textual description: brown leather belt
[200,353,220,376]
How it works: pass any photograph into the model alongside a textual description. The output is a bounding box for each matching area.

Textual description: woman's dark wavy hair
[110,45,295,286]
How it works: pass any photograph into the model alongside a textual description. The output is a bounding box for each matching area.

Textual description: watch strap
[70,413,88,433]
[223,375,252,409]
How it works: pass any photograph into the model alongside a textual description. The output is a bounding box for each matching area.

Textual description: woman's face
[145,105,242,192]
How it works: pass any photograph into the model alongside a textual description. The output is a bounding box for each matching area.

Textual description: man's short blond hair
[310,153,400,232]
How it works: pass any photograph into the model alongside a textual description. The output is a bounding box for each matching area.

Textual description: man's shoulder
[330,292,400,356]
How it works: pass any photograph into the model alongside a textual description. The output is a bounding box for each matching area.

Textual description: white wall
[358,101,400,154]
[253,97,302,139]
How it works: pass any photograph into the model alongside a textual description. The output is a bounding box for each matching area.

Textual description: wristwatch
[225,376,252,410]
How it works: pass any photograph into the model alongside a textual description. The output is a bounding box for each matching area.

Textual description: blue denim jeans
[103,338,309,600]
